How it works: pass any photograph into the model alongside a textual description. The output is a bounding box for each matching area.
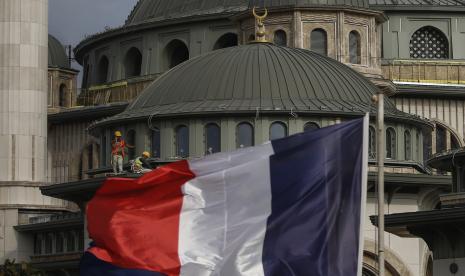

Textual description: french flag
[80,117,368,276]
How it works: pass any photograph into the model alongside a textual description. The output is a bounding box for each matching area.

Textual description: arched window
[369,126,376,159]
[151,128,161,158]
[451,135,461,150]
[82,62,90,88]
[45,233,53,254]
[66,231,75,252]
[270,122,288,140]
[410,26,449,59]
[362,267,376,276]
[405,130,412,160]
[423,131,432,161]
[126,129,136,160]
[164,39,189,70]
[213,33,238,50]
[34,234,43,255]
[56,233,64,253]
[87,144,93,170]
[274,30,287,47]
[97,55,109,84]
[78,230,84,251]
[426,256,433,276]
[436,125,447,153]
[416,131,421,160]
[59,84,67,107]
[386,127,396,159]
[311,29,327,56]
[101,135,107,166]
[175,125,189,158]
[349,31,361,64]
[236,122,254,148]
[304,122,320,132]
[205,123,221,155]
[124,47,142,78]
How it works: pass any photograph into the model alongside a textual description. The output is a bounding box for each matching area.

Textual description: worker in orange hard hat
[111,131,126,174]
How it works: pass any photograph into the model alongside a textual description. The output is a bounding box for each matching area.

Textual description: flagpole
[376,91,385,276]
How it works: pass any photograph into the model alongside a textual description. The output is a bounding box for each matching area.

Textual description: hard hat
[115,131,122,137]
[142,151,150,158]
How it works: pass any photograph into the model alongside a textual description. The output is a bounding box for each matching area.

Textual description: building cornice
[48,103,128,124]
[393,84,465,99]
[370,5,465,12]
[370,207,465,237]
[74,13,236,63]
[41,172,451,204]
[14,215,83,232]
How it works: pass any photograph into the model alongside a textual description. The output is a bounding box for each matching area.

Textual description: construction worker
[133,151,152,173]
[111,131,126,174]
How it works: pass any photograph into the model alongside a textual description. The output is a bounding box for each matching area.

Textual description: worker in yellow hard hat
[133,151,152,173]
[111,131,126,174]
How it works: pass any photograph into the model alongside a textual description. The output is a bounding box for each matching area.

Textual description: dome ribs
[126,0,370,26]
[273,46,309,110]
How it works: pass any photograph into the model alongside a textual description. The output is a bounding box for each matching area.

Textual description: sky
[49,0,139,87]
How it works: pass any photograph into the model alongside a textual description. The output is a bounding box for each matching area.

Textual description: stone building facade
[2,0,465,275]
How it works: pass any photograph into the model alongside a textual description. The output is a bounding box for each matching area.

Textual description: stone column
[293,11,303,49]
[0,0,48,182]
[0,0,49,262]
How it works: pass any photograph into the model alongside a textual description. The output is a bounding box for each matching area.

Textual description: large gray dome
[125,0,370,26]
[98,43,424,126]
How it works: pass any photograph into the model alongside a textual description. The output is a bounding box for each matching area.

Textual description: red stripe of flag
[87,160,195,276]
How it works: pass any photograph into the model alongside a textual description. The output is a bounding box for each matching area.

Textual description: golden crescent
[252,7,268,20]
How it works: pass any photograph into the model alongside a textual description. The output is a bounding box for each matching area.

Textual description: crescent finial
[251,7,268,43]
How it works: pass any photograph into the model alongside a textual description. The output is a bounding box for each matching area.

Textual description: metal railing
[382,59,465,85]
[77,74,159,106]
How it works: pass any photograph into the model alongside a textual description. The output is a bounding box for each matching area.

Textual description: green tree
[0,259,44,276]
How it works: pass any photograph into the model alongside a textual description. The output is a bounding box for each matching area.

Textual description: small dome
[125,0,369,26]
[48,35,69,69]
[101,43,422,126]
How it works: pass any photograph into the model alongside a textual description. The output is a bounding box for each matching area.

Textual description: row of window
[368,125,461,161]
[88,24,452,86]
[89,33,238,86]
[271,29,362,64]
[111,121,320,160]
[91,27,363,87]
[369,127,420,160]
[273,25,451,62]
[34,230,84,256]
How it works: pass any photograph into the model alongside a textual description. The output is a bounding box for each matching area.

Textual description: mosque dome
[48,35,69,69]
[125,0,370,26]
[99,43,423,126]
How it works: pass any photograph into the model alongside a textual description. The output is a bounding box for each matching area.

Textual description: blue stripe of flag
[264,118,364,276]
[80,252,166,276]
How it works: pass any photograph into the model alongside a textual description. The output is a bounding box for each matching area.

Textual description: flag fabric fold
[80,117,368,276]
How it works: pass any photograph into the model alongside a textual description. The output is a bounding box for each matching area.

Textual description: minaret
[0,0,59,261]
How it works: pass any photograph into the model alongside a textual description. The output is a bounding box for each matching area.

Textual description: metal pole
[377,91,385,276]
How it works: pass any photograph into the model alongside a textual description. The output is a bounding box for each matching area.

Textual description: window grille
[410,26,449,59]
